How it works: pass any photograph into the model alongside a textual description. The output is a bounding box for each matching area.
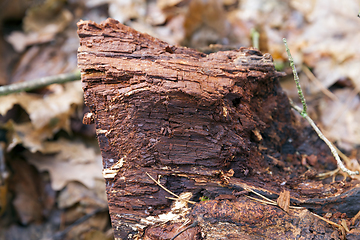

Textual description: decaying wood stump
[77,19,360,239]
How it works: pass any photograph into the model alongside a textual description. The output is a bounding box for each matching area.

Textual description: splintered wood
[78,19,360,239]
[102,156,126,179]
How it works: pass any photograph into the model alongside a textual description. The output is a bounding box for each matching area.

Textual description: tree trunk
[77,18,360,240]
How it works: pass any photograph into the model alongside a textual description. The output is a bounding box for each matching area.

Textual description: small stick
[146,172,180,198]
[283,38,358,176]
[310,212,345,232]
[246,196,277,206]
[52,207,108,240]
[243,187,275,204]
[351,209,360,226]
[246,189,304,210]
[145,172,196,204]
[0,71,81,96]
[289,100,358,176]
[302,66,338,101]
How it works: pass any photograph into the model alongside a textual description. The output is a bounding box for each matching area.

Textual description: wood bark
[77,18,360,240]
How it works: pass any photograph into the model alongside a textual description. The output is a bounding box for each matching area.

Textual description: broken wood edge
[145,169,353,238]
[102,155,126,179]
[145,170,353,239]
[246,186,351,236]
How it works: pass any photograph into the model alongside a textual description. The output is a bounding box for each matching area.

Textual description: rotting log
[77,18,360,239]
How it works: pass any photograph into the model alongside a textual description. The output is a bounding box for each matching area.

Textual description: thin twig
[310,212,345,232]
[52,207,108,240]
[146,172,179,198]
[0,71,81,96]
[246,196,277,206]
[145,172,196,204]
[165,196,196,204]
[247,190,346,230]
[317,145,356,179]
[246,189,304,210]
[334,144,354,167]
[317,168,340,179]
[290,100,358,175]
[302,66,338,101]
[283,38,358,176]
[244,187,275,204]
[351,209,360,226]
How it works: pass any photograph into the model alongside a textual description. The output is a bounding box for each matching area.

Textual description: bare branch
[0,71,81,96]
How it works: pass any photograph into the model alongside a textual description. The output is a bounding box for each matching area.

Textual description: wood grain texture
[77,19,360,239]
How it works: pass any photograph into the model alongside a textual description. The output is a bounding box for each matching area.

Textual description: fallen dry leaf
[58,181,107,209]
[9,158,55,225]
[64,210,110,240]
[109,0,146,23]
[5,31,57,53]
[182,0,230,47]
[277,190,290,213]
[5,0,73,53]
[319,88,360,149]
[0,81,83,130]
[0,81,83,152]
[290,0,360,92]
[81,229,114,240]
[23,0,73,34]
[25,138,103,190]
[5,121,52,153]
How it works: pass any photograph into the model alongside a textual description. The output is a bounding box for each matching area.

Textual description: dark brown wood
[77,18,360,240]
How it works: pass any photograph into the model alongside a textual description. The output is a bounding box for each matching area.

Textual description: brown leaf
[6,31,55,53]
[290,0,360,93]
[1,81,83,152]
[107,0,147,23]
[58,181,107,209]
[25,139,103,190]
[0,81,83,130]
[319,88,360,150]
[277,190,290,213]
[182,0,230,47]
[23,0,72,34]
[64,210,110,240]
[9,158,55,225]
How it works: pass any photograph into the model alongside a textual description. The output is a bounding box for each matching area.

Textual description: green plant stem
[251,28,260,49]
[283,38,307,117]
[284,38,358,176]
[0,71,81,96]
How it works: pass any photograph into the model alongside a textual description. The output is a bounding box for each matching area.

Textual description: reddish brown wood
[77,19,360,240]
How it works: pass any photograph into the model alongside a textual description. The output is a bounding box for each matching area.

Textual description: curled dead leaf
[277,190,290,213]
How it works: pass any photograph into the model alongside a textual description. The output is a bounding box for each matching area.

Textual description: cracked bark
[78,19,360,240]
